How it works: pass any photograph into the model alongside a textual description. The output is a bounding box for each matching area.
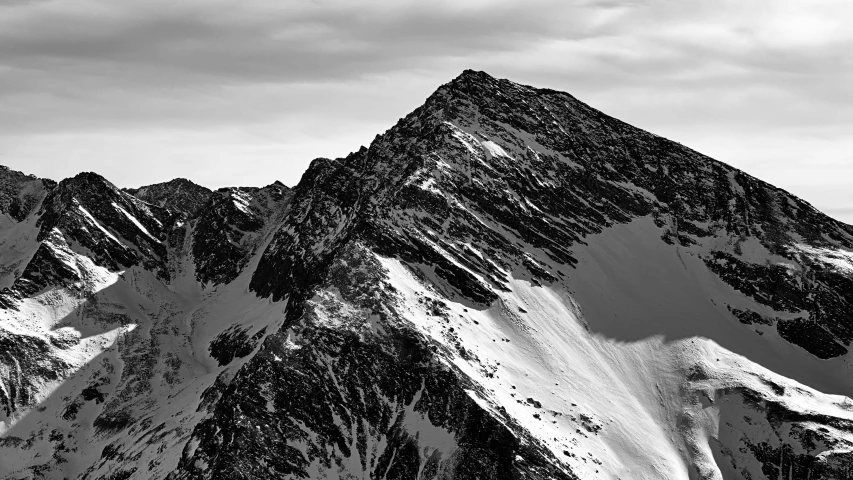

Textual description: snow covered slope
[0,170,293,480]
[3,71,853,479]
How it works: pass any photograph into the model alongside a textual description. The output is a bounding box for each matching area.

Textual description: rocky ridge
[124,178,212,218]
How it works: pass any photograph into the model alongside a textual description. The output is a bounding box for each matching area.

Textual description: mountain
[0,166,56,289]
[2,70,853,479]
[188,182,292,286]
[124,178,213,218]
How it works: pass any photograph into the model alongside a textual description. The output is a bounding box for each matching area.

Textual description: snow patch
[111,202,159,242]
[231,191,253,215]
[481,140,511,159]
[791,243,853,275]
[77,204,122,246]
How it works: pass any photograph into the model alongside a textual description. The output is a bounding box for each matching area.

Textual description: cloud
[0,0,604,135]
[3,0,851,133]
[0,0,590,87]
[0,0,850,223]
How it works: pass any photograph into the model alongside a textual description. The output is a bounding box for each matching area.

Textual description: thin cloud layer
[0,0,851,222]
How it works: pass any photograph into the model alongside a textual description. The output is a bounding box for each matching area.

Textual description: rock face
[0,166,54,224]
[0,168,55,292]
[189,182,292,286]
[3,71,853,479]
[125,178,212,218]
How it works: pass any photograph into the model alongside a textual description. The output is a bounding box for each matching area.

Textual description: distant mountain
[125,178,213,218]
[0,166,55,223]
[2,71,853,479]
[0,166,56,289]
[189,182,292,286]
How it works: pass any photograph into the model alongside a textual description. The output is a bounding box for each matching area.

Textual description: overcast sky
[1,0,851,223]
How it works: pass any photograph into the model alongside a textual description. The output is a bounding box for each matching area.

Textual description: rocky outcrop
[191,182,292,286]
[125,178,212,219]
[0,166,54,222]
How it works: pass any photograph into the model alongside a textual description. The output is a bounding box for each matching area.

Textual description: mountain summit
[2,71,853,479]
[124,178,213,218]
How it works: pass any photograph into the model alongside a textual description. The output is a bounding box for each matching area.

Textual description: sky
[1,0,851,223]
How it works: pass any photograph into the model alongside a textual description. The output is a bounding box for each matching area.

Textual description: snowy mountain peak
[34,172,177,278]
[0,166,54,223]
[241,71,853,478]
[3,72,853,479]
[125,177,213,218]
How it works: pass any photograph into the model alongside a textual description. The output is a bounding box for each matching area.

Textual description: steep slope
[125,178,212,218]
[0,171,181,439]
[2,70,853,480]
[0,167,55,289]
[0,167,54,224]
[0,173,293,480]
[184,70,853,479]
[188,182,292,286]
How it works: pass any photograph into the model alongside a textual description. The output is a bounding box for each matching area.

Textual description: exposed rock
[125,178,212,219]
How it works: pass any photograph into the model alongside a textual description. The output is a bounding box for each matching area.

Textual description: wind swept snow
[481,140,512,159]
[375,215,853,479]
[791,243,853,275]
[231,190,253,215]
[111,202,158,241]
[77,204,122,245]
